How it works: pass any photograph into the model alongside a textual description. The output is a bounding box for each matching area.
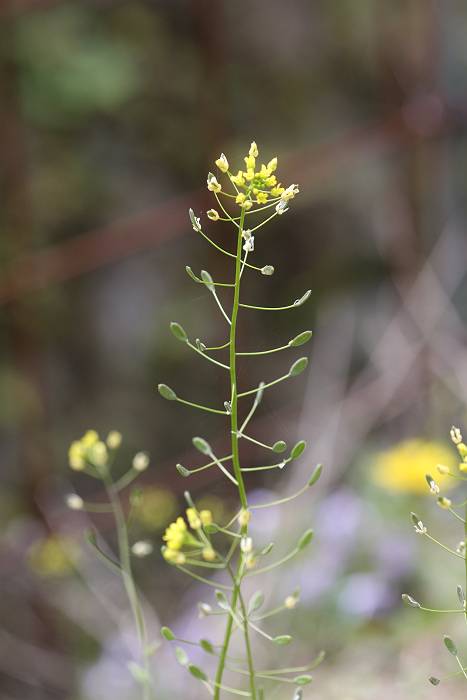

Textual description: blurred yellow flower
[135,487,176,531]
[28,536,77,577]
[373,439,455,494]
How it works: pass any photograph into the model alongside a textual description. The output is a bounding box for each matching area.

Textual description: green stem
[214,208,256,700]
[465,502,467,624]
[238,589,257,698]
[103,471,152,700]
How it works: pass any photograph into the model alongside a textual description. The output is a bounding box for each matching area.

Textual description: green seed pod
[308,463,323,487]
[170,322,188,342]
[188,664,208,681]
[192,437,211,455]
[158,383,177,400]
[289,330,313,347]
[175,647,189,666]
[294,675,312,686]
[297,529,314,550]
[293,289,311,306]
[201,270,214,291]
[289,357,308,376]
[248,590,265,614]
[443,635,457,656]
[290,440,306,460]
[161,626,175,641]
[176,463,190,477]
[261,265,275,276]
[273,635,292,645]
[272,440,287,453]
[200,639,214,654]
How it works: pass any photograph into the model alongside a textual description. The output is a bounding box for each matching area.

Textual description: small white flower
[242,230,255,253]
[241,536,253,554]
[198,602,212,618]
[285,594,298,609]
[457,541,466,555]
[281,184,300,201]
[238,509,251,527]
[414,520,427,535]
[207,172,221,193]
[66,494,84,511]
[131,540,153,557]
[133,452,150,472]
[275,200,289,215]
[428,479,439,495]
[450,426,463,444]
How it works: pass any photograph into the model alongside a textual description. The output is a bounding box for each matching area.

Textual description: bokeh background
[2,1,467,698]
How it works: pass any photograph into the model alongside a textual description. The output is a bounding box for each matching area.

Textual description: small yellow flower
[202,547,216,562]
[270,185,285,197]
[186,508,202,530]
[215,153,229,173]
[199,510,212,526]
[163,549,186,565]
[249,141,259,158]
[256,192,268,205]
[438,497,452,509]
[236,193,247,205]
[207,209,220,221]
[82,430,99,447]
[163,517,188,550]
[267,157,278,173]
[68,441,85,470]
[230,170,245,187]
[244,155,255,170]
[207,173,221,193]
[244,168,255,182]
[265,175,277,187]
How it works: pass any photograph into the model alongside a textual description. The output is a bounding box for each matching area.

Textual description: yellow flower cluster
[450,426,467,472]
[209,141,299,210]
[68,429,122,471]
[162,508,214,565]
[373,439,455,494]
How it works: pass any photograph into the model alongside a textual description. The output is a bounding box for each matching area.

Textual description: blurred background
[2,0,467,698]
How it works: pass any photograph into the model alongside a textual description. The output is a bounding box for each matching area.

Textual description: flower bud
[106,430,122,449]
[66,494,84,511]
[133,452,150,472]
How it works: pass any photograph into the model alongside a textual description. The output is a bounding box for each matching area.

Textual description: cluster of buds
[68,430,114,471]
[162,509,215,565]
[206,141,299,216]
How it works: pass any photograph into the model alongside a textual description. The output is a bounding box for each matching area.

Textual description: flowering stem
[102,471,152,700]
[465,502,467,624]
[214,208,257,700]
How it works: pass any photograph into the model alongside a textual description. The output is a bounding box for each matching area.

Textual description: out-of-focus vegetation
[2,1,467,699]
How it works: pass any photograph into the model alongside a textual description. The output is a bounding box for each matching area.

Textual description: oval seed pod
[293,289,311,306]
[290,440,306,460]
[161,626,175,641]
[444,635,458,656]
[200,270,214,291]
[297,529,314,550]
[272,440,287,453]
[308,463,323,486]
[170,322,188,342]
[192,437,211,455]
[289,330,313,347]
[289,357,308,376]
[158,384,177,400]
[273,635,292,645]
